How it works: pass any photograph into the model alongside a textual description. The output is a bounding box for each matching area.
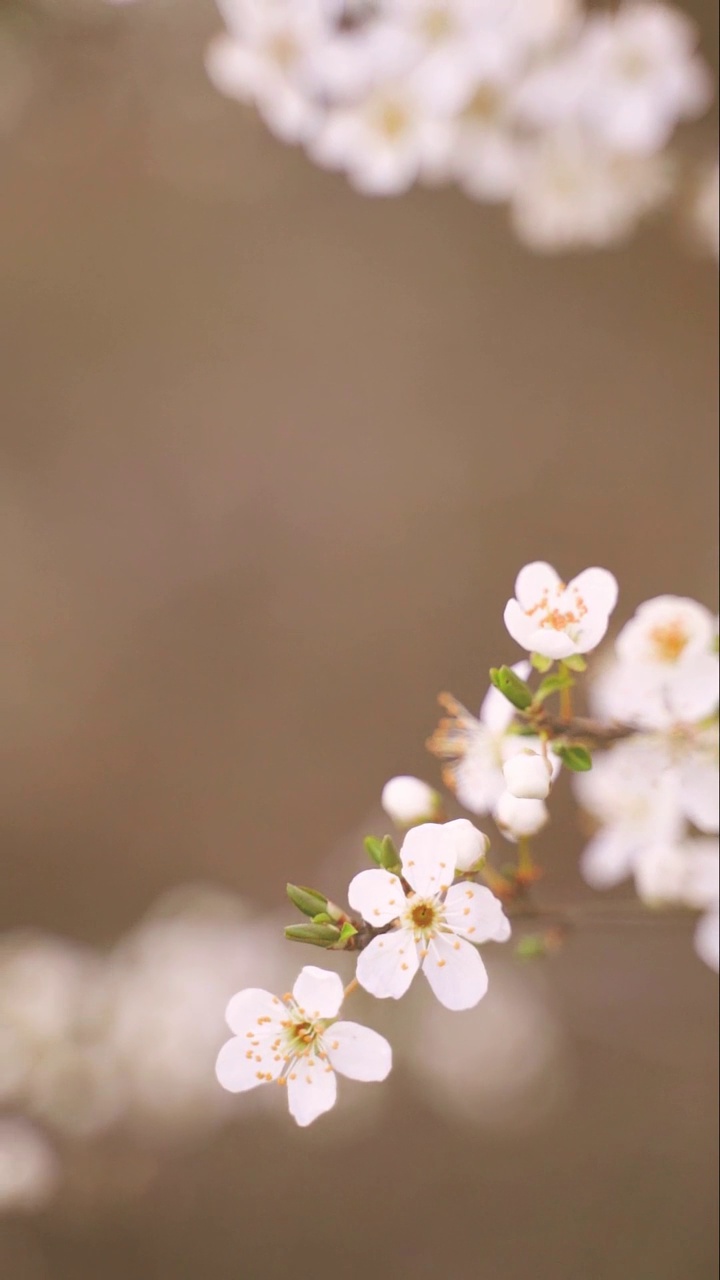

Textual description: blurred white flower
[381,775,442,827]
[445,74,525,201]
[634,837,719,909]
[617,594,716,670]
[503,749,552,800]
[349,821,510,1009]
[504,560,618,658]
[0,1118,58,1214]
[407,960,568,1132]
[215,965,391,1126]
[575,737,684,888]
[206,1,328,143]
[494,790,549,840]
[518,3,710,155]
[308,78,450,193]
[572,2,710,154]
[105,898,287,1129]
[512,129,671,250]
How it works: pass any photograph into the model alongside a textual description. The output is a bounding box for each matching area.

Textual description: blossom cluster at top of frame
[206,0,718,253]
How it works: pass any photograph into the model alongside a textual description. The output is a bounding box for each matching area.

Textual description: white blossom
[206,0,328,144]
[511,129,671,251]
[215,965,391,1126]
[381,775,442,827]
[617,594,716,670]
[570,3,710,154]
[504,560,618,659]
[348,821,510,1010]
[634,837,719,909]
[428,663,554,815]
[575,737,685,888]
[308,78,451,194]
[503,749,553,800]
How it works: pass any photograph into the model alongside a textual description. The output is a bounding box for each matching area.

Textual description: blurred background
[1,1,718,1277]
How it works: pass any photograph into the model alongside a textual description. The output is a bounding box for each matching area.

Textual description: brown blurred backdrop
[1,2,718,1278]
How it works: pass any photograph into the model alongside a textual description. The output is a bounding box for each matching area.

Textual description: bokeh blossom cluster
[210,560,718,1130]
[206,0,717,252]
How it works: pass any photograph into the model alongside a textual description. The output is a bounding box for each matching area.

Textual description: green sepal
[562,654,587,672]
[286,884,329,918]
[534,671,574,704]
[364,835,400,871]
[284,922,342,947]
[488,666,533,712]
[530,653,553,673]
[553,742,593,772]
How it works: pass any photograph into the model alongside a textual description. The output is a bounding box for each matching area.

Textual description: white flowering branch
[216,561,719,1125]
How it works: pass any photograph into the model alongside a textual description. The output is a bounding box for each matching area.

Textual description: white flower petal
[668,653,720,721]
[514,561,561,611]
[400,823,456,895]
[215,1035,282,1093]
[224,987,283,1035]
[527,627,577,660]
[681,759,720,834]
[503,599,538,651]
[292,967,344,1020]
[580,826,636,889]
[347,869,405,926]
[355,930,419,1000]
[443,883,511,944]
[569,567,618,618]
[574,610,613,654]
[287,1061,337,1127]
[421,933,488,1010]
[325,1022,392,1082]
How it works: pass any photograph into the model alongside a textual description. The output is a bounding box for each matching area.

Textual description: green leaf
[286,884,329,918]
[337,921,358,946]
[488,666,533,712]
[530,652,553,673]
[562,654,587,672]
[553,743,593,772]
[284,922,341,947]
[534,671,574,704]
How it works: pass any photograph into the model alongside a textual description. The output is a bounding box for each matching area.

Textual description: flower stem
[517,837,535,881]
[343,977,359,999]
[559,663,573,720]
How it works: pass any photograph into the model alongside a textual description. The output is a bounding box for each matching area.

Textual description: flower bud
[284,923,342,948]
[381,776,442,828]
[502,750,552,800]
[494,791,548,841]
[443,818,491,872]
[286,884,329,919]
